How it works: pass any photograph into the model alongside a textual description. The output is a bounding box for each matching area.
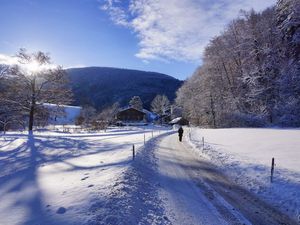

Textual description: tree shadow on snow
[0,132,135,225]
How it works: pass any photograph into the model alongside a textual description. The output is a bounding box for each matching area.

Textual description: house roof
[170,117,182,124]
[118,106,146,114]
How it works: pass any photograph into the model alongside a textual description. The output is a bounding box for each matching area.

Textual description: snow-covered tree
[276,0,300,126]
[78,106,97,126]
[96,102,120,130]
[176,3,300,127]
[129,96,143,111]
[151,95,170,117]
[0,49,73,132]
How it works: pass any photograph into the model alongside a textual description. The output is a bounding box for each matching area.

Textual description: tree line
[76,94,172,129]
[176,0,300,127]
[0,52,173,133]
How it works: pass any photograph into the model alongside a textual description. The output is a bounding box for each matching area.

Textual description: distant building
[116,107,146,123]
[169,117,189,126]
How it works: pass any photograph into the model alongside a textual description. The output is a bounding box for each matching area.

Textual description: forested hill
[66,67,183,110]
[176,1,300,128]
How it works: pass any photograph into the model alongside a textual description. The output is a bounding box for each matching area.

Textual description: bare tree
[276,0,300,126]
[79,105,97,127]
[95,102,120,130]
[0,49,73,132]
[151,95,170,117]
[98,103,119,123]
[0,64,24,131]
[176,4,300,127]
[0,64,9,78]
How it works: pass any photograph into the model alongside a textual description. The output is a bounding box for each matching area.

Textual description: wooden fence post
[202,137,205,150]
[144,133,146,145]
[132,144,135,160]
[270,157,275,183]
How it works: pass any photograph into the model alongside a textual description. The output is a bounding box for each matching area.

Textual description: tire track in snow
[160,133,297,225]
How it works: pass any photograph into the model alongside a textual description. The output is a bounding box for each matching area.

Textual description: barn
[116,107,146,122]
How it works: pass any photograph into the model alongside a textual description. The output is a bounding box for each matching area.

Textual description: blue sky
[0,0,276,80]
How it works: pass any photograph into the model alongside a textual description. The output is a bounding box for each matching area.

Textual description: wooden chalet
[116,107,146,122]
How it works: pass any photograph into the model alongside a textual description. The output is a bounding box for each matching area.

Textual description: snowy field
[187,127,300,220]
[43,103,82,125]
[0,126,169,225]
[1,126,299,224]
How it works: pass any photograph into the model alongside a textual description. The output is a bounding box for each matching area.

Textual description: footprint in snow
[88,184,94,188]
[81,176,89,181]
[46,205,51,212]
[56,207,66,214]
[163,216,170,221]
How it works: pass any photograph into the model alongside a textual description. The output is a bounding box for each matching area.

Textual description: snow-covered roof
[43,103,82,110]
[142,109,152,114]
[169,117,182,124]
[118,106,146,114]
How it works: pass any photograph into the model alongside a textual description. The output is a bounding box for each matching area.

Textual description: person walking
[178,126,184,142]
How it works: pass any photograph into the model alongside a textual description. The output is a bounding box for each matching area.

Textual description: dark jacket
[178,127,183,136]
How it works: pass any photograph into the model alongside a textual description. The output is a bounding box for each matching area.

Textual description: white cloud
[0,54,19,65]
[0,54,57,73]
[102,0,276,62]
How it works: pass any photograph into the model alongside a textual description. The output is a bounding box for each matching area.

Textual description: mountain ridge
[66,66,183,110]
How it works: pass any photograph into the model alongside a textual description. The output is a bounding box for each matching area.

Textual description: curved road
[155,133,296,225]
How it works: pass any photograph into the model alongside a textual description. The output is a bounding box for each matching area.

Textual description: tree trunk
[28,103,35,132]
[28,78,36,132]
[210,93,216,128]
[268,108,273,124]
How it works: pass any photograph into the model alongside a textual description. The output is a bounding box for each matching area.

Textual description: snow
[123,122,149,126]
[0,126,169,225]
[1,126,298,224]
[142,109,158,121]
[186,127,300,220]
[43,103,82,125]
[156,134,232,224]
[169,117,181,124]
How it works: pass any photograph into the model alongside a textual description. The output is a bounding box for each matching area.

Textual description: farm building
[116,107,146,122]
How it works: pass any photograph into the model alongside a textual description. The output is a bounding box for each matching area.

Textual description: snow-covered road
[155,133,297,225]
[157,134,229,224]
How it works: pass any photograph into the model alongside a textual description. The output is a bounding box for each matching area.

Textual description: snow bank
[186,127,300,220]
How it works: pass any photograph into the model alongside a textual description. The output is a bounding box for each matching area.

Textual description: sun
[23,60,56,73]
[25,60,42,73]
